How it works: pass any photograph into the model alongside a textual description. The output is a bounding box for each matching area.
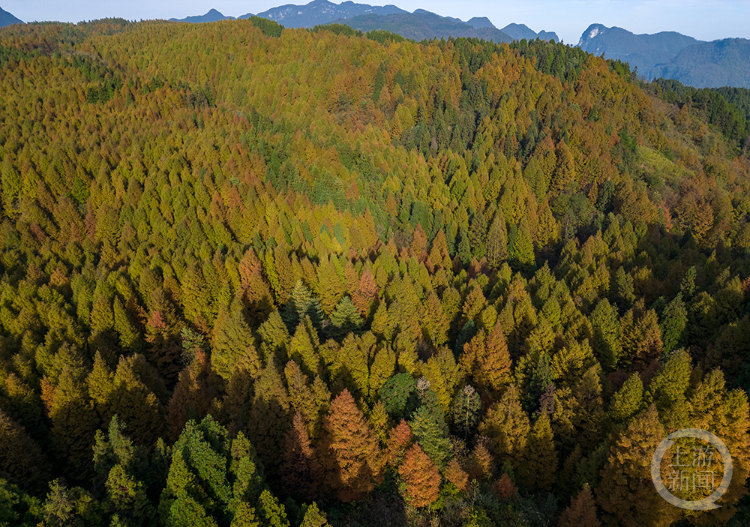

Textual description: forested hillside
[1,16,750,527]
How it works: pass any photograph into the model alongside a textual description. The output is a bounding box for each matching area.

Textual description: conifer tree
[660,293,688,353]
[408,405,452,470]
[385,419,414,468]
[590,299,620,370]
[559,485,601,527]
[248,361,291,485]
[608,373,644,430]
[319,389,382,502]
[49,367,99,480]
[518,413,557,491]
[479,385,530,471]
[282,280,324,330]
[328,296,363,339]
[212,303,261,383]
[597,405,678,527]
[282,413,321,502]
[452,385,481,438]
[166,351,215,442]
[399,443,441,507]
[486,215,508,269]
[299,502,328,527]
[0,408,49,494]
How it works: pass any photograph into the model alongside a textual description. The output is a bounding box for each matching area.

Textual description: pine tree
[508,218,535,271]
[517,413,557,491]
[559,485,601,527]
[486,215,508,269]
[385,419,414,468]
[281,413,322,502]
[328,296,363,339]
[590,299,621,370]
[596,405,678,527]
[49,367,99,480]
[479,322,512,394]
[212,303,261,383]
[166,351,215,442]
[248,361,291,485]
[445,459,469,492]
[282,280,324,330]
[660,293,687,353]
[299,502,328,527]
[479,385,530,472]
[319,389,382,502]
[452,385,481,438]
[399,443,441,507]
[408,405,452,469]
[608,373,644,430]
[0,408,50,494]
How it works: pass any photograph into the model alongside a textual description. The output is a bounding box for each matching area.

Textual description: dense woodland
[1,16,750,527]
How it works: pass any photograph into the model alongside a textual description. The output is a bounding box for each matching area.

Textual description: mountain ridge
[0,6,23,27]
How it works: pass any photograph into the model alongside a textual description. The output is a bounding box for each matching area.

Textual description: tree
[452,385,482,439]
[517,413,557,491]
[479,385,530,472]
[319,389,382,502]
[299,502,328,527]
[608,373,644,430]
[0,408,49,494]
[399,443,441,507]
[248,361,291,484]
[328,296,363,339]
[49,367,100,480]
[559,485,601,527]
[385,419,414,468]
[596,405,678,527]
[212,303,261,383]
[282,280,324,330]
[408,405,452,470]
[380,373,418,420]
[508,218,535,271]
[486,216,508,268]
[281,413,322,502]
[590,299,621,370]
[660,293,687,353]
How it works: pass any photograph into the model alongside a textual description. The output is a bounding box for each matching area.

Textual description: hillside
[578,23,701,79]
[652,38,750,89]
[336,10,513,42]
[244,0,406,27]
[170,8,232,23]
[0,6,22,27]
[0,15,750,527]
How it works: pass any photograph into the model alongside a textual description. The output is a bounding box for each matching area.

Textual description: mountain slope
[335,11,513,43]
[170,9,231,23]
[501,23,537,41]
[578,23,701,78]
[243,0,405,28]
[652,38,750,89]
[0,6,23,27]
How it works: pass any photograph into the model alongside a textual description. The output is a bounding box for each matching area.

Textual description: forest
[1,15,750,527]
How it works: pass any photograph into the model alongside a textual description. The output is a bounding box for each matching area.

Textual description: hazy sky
[5,0,750,45]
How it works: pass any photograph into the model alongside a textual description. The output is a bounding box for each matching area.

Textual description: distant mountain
[651,39,750,88]
[335,11,513,43]
[466,17,494,29]
[0,6,23,27]
[501,23,537,41]
[537,31,559,43]
[577,23,701,78]
[242,0,405,28]
[170,9,231,23]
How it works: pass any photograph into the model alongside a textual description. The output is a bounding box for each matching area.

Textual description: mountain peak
[0,6,23,27]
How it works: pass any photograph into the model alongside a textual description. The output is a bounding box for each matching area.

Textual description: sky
[4,0,750,45]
